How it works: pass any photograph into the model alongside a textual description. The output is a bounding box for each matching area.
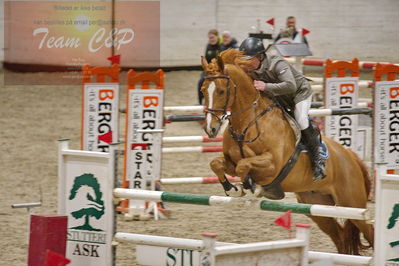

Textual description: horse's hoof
[254,186,265,198]
[227,183,246,197]
[254,185,285,200]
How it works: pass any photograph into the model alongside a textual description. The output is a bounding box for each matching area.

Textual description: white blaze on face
[206,81,216,133]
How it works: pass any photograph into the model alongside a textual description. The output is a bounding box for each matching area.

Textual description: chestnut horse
[200,49,373,255]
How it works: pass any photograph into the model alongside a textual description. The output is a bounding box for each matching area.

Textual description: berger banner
[124,88,164,216]
[374,81,399,169]
[324,77,359,151]
[82,83,119,152]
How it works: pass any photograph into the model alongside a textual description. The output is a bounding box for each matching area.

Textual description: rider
[238,37,326,181]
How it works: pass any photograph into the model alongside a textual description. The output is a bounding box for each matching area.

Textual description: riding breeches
[294,94,312,130]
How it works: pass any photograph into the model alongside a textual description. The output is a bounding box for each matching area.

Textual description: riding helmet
[239,37,266,59]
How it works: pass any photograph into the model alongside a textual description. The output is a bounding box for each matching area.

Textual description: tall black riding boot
[301,125,326,182]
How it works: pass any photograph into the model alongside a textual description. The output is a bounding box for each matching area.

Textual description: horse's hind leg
[332,189,374,251]
[296,191,347,254]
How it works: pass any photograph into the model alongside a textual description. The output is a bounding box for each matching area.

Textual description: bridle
[203,74,235,124]
[203,72,278,158]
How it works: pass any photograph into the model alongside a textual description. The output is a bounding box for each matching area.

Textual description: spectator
[220,31,239,51]
[274,16,308,45]
[204,29,221,63]
[198,29,221,105]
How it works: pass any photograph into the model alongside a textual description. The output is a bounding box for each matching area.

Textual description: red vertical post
[28,214,68,266]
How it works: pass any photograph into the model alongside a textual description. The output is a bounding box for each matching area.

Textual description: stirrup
[312,166,326,182]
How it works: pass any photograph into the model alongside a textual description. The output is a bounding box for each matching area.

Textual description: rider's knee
[297,116,309,130]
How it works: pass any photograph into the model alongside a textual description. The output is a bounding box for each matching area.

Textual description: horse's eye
[218,90,225,95]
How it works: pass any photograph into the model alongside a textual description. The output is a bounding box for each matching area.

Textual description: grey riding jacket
[249,54,312,105]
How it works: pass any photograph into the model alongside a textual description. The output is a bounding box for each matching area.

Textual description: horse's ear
[201,56,208,71]
[217,56,224,72]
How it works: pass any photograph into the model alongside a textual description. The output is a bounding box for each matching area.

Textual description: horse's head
[201,49,261,137]
[201,56,236,138]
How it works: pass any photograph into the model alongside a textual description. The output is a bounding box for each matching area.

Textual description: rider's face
[246,56,262,70]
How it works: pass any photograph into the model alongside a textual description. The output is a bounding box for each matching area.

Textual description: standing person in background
[274,16,308,45]
[198,29,221,105]
[220,31,239,51]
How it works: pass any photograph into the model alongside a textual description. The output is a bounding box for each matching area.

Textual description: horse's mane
[215,49,254,85]
[216,49,276,105]
[205,49,251,76]
[219,49,251,66]
[219,49,244,64]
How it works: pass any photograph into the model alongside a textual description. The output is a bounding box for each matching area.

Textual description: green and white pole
[113,189,369,220]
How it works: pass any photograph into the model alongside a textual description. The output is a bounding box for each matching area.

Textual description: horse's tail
[342,220,362,254]
[350,149,371,197]
[342,149,372,254]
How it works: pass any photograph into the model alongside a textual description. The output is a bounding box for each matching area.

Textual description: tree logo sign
[67,173,107,258]
[69,173,105,231]
[387,203,399,262]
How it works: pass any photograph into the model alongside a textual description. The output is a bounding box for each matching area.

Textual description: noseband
[203,74,236,123]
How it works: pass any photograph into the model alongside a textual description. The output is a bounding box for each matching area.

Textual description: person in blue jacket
[220,31,239,51]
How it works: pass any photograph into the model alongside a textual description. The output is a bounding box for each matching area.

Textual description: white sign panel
[58,140,116,266]
[374,81,399,169]
[136,242,304,266]
[325,77,359,151]
[82,83,119,152]
[125,89,164,213]
[375,167,399,265]
[137,245,201,266]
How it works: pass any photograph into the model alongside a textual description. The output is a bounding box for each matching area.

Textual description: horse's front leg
[235,152,275,191]
[210,155,244,196]
[235,152,288,200]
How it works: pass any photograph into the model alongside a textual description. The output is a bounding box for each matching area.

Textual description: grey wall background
[0,2,3,64]
[1,0,399,67]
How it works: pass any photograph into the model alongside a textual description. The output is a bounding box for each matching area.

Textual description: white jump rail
[285,57,399,70]
[162,145,222,153]
[308,77,372,85]
[113,189,370,220]
[162,105,372,113]
[163,135,223,143]
[164,107,372,123]
[308,251,372,265]
[158,176,240,185]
